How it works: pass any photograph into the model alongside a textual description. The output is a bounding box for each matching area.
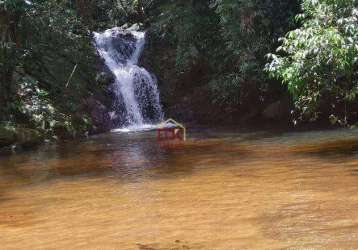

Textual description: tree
[0,0,29,118]
[207,0,298,112]
[0,0,102,135]
[266,0,358,125]
[147,0,299,120]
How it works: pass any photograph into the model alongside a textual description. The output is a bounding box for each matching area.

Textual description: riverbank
[0,123,43,150]
[1,118,356,155]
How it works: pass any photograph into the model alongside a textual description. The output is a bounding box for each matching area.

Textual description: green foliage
[0,0,104,137]
[209,73,242,107]
[266,0,358,125]
[0,0,28,14]
[211,0,299,106]
[150,0,222,73]
[89,0,155,29]
[215,0,298,72]
[150,0,298,115]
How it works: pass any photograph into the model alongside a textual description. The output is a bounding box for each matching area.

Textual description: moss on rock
[0,123,17,147]
[15,127,43,148]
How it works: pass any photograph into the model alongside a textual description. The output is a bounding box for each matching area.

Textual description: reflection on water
[0,128,358,249]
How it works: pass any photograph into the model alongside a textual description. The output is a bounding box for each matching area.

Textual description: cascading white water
[93,27,164,131]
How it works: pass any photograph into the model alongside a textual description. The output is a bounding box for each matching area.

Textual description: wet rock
[85,97,112,133]
[0,123,17,147]
[52,123,74,140]
[96,71,114,86]
[127,23,142,31]
[0,123,44,149]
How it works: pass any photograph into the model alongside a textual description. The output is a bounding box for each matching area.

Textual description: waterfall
[93,27,164,131]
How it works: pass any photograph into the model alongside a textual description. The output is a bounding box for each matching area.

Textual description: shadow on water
[1,128,358,189]
[289,138,358,156]
[0,131,249,188]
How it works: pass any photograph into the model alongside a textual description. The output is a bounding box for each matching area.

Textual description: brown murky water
[1,128,358,249]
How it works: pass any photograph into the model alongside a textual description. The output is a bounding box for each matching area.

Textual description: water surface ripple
[0,128,358,249]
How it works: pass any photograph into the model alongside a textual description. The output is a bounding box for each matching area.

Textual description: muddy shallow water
[1,128,358,249]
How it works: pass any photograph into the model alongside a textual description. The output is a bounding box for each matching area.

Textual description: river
[1,128,358,249]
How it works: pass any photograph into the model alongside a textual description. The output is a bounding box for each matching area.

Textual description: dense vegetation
[144,0,300,123]
[0,0,357,147]
[266,0,358,126]
[0,0,111,146]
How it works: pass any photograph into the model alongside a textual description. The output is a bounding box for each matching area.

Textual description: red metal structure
[157,119,186,142]
[157,127,184,141]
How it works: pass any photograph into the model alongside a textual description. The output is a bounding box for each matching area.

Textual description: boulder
[84,97,112,133]
[15,127,43,148]
[127,23,142,31]
[53,124,74,140]
[96,71,114,86]
[0,124,16,147]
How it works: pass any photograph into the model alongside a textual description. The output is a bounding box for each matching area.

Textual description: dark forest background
[0,0,357,146]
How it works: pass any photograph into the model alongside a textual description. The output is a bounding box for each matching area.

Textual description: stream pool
[1,128,358,249]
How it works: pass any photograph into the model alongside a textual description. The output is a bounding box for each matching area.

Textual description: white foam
[111,124,159,133]
[94,27,164,128]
